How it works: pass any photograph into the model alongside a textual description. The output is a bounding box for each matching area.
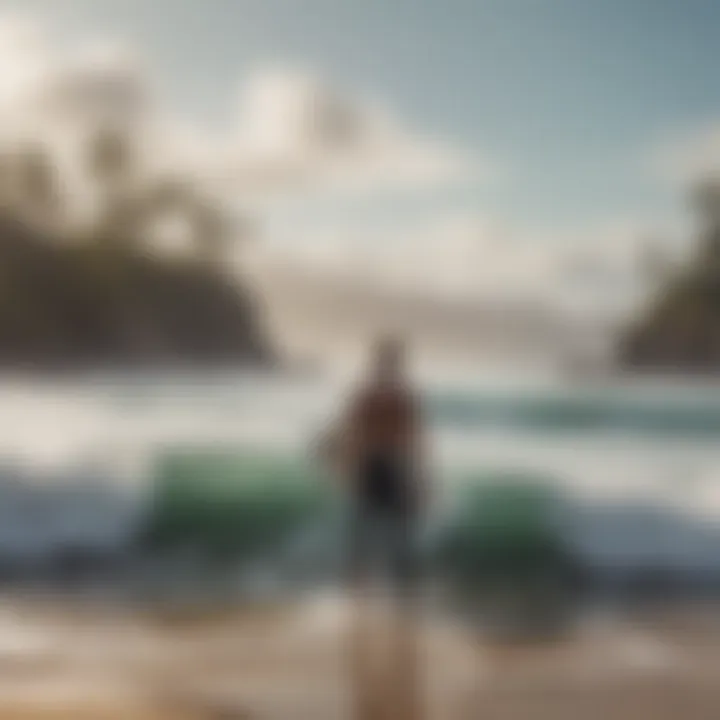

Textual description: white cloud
[47,41,150,127]
[0,16,53,134]
[0,14,485,215]
[0,17,225,218]
[0,11,647,323]
[252,213,651,320]
[0,19,149,154]
[229,68,480,196]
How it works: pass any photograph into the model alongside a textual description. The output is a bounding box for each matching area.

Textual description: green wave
[141,448,576,591]
[141,445,331,558]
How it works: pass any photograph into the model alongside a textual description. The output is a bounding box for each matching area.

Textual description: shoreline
[0,592,717,718]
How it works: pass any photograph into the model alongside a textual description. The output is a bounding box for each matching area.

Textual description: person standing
[319,335,429,719]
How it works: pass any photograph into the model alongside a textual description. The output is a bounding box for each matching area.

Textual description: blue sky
[6,0,720,257]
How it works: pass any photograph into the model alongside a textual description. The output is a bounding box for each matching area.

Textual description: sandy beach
[0,594,717,719]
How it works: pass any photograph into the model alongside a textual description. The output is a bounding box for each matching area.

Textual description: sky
[2,0,720,313]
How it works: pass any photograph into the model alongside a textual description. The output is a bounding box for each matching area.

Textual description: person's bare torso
[349,382,418,460]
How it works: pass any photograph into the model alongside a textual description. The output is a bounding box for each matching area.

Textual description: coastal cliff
[0,131,273,369]
[0,216,272,369]
[618,183,720,373]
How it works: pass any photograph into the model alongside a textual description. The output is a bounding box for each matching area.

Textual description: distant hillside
[617,186,720,374]
[0,217,273,369]
[0,126,275,370]
[618,274,720,374]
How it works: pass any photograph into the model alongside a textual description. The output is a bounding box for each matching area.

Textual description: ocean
[0,369,718,601]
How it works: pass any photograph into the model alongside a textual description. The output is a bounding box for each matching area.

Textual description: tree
[12,143,60,228]
[188,195,227,267]
[137,177,239,267]
[85,125,140,248]
[691,178,720,261]
[618,177,720,371]
[87,125,135,189]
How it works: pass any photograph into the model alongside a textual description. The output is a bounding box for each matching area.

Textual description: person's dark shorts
[346,454,421,594]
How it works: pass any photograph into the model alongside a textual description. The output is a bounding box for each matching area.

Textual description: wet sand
[0,596,717,719]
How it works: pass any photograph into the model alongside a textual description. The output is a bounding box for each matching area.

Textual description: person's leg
[346,502,382,720]
[388,510,422,605]
[386,510,424,720]
[346,502,371,590]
